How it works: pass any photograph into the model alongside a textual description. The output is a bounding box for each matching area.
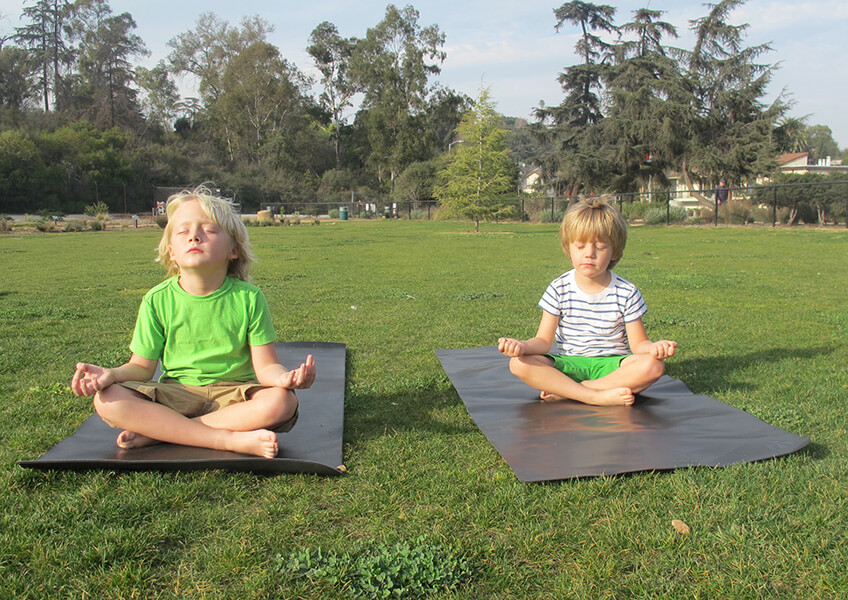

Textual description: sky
[2,0,847,148]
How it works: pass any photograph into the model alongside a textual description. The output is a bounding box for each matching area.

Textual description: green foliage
[435,89,516,231]
[83,201,109,217]
[644,205,688,224]
[281,537,473,598]
[62,219,87,232]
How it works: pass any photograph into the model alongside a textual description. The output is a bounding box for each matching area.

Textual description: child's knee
[642,355,665,380]
[256,387,298,429]
[509,356,527,378]
[92,385,123,420]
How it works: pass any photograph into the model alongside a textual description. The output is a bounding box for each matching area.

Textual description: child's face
[168,199,237,274]
[568,237,613,280]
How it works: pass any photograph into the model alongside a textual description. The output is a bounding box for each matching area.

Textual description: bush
[539,208,565,223]
[328,209,340,219]
[644,205,688,225]
[35,218,55,232]
[620,201,648,221]
[84,201,109,217]
[155,215,168,228]
[90,220,104,231]
[0,215,10,233]
[63,219,87,232]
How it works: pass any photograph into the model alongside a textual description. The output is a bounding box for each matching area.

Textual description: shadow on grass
[669,346,832,395]
[344,385,479,445]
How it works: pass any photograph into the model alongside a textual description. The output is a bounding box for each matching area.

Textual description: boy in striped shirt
[498,197,676,406]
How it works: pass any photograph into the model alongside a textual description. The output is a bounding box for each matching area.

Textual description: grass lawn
[1,220,846,599]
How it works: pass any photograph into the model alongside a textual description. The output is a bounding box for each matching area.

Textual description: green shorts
[117,380,299,433]
[547,354,628,383]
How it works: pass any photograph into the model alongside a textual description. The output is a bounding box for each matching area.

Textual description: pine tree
[435,89,516,232]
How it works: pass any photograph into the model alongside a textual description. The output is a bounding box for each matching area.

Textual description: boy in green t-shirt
[71,186,314,459]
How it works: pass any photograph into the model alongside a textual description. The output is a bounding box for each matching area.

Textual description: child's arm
[624,318,677,359]
[498,311,559,357]
[71,354,158,397]
[251,343,316,389]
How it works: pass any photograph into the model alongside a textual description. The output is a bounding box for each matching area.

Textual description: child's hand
[277,355,316,390]
[498,337,526,357]
[71,363,116,397]
[650,340,677,360]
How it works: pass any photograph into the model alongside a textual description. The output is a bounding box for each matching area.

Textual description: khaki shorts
[116,380,299,433]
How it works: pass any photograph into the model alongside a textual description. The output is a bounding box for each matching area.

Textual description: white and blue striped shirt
[538,270,647,357]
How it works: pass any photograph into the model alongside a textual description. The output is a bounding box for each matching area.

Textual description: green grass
[1,221,847,599]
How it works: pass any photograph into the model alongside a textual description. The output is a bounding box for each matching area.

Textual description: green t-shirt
[130,276,277,385]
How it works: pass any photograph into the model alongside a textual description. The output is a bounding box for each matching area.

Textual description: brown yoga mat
[19,342,346,476]
[436,346,810,482]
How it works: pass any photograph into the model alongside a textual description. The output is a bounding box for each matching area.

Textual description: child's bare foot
[228,430,279,459]
[540,387,635,406]
[588,387,635,406]
[117,430,160,449]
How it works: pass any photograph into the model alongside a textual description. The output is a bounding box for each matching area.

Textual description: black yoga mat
[436,346,810,482]
[19,342,346,476]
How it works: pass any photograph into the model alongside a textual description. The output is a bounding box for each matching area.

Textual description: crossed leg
[95,385,297,459]
[509,353,665,406]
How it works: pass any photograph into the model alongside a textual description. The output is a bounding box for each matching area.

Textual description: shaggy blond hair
[157,185,254,281]
[560,195,628,269]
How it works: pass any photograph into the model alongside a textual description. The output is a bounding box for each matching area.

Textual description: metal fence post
[773,186,777,227]
[714,190,718,227]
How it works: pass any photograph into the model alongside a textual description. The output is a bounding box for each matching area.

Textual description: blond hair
[157,185,254,281]
[560,195,628,269]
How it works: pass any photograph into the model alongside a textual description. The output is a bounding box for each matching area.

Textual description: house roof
[777,152,809,165]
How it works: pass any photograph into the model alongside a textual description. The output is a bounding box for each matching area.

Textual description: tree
[806,124,841,161]
[0,45,38,109]
[136,61,180,133]
[167,13,273,105]
[14,0,74,112]
[678,0,785,191]
[392,159,437,208]
[599,8,687,192]
[68,0,148,129]
[535,2,618,194]
[773,116,809,153]
[208,41,311,164]
[435,89,516,232]
[351,4,446,189]
[308,21,358,170]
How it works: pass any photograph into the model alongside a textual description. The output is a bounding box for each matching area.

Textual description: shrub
[644,205,688,225]
[35,218,55,232]
[0,215,10,233]
[63,219,87,232]
[90,220,104,231]
[84,201,109,217]
[328,208,340,219]
[155,215,168,228]
[620,201,648,221]
[539,208,565,223]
